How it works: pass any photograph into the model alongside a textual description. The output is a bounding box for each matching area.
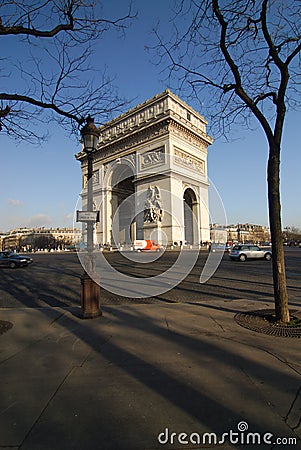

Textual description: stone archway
[111,164,135,245]
[77,91,212,246]
[183,188,198,245]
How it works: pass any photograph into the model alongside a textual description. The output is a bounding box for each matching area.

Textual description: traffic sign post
[76,210,100,223]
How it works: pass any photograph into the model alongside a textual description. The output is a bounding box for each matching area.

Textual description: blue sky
[0,0,300,232]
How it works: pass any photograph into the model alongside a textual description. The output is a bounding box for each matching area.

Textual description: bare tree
[155,0,301,323]
[0,0,135,141]
[283,227,301,243]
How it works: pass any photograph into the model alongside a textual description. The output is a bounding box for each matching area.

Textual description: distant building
[2,227,82,252]
[0,232,8,251]
[226,223,271,243]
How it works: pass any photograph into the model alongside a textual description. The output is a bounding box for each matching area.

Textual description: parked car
[0,251,33,268]
[229,244,272,262]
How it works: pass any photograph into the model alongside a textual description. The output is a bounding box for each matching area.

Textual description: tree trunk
[267,143,290,323]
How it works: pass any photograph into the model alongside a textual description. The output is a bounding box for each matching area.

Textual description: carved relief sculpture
[140,147,165,170]
[144,186,163,223]
[174,148,205,173]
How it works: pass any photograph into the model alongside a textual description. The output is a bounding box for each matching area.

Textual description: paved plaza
[0,250,300,449]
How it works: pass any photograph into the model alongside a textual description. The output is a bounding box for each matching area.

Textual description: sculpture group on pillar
[144,186,163,224]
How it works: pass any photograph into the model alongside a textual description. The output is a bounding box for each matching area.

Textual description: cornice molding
[76,117,212,165]
[168,120,212,151]
[75,90,213,163]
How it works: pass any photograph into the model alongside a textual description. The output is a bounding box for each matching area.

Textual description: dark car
[0,251,33,268]
[229,244,272,262]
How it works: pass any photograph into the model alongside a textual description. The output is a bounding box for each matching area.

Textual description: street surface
[0,248,300,449]
[0,248,300,309]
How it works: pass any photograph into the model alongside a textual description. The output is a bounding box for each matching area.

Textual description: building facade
[0,232,8,251]
[226,223,271,244]
[2,227,81,251]
[76,90,213,247]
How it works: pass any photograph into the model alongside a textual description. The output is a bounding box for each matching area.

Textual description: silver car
[229,244,272,262]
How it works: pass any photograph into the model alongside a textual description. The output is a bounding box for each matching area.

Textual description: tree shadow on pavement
[1,303,299,449]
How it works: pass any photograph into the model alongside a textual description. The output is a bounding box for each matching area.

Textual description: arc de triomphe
[76,90,213,247]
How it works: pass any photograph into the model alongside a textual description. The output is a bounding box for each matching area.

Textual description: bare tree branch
[0,92,84,123]
[0,0,136,141]
[212,0,275,143]
[0,1,136,38]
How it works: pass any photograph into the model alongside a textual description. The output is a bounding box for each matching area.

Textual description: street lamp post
[80,116,101,319]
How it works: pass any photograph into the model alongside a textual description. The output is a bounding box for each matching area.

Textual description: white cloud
[24,214,53,227]
[7,198,23,207]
